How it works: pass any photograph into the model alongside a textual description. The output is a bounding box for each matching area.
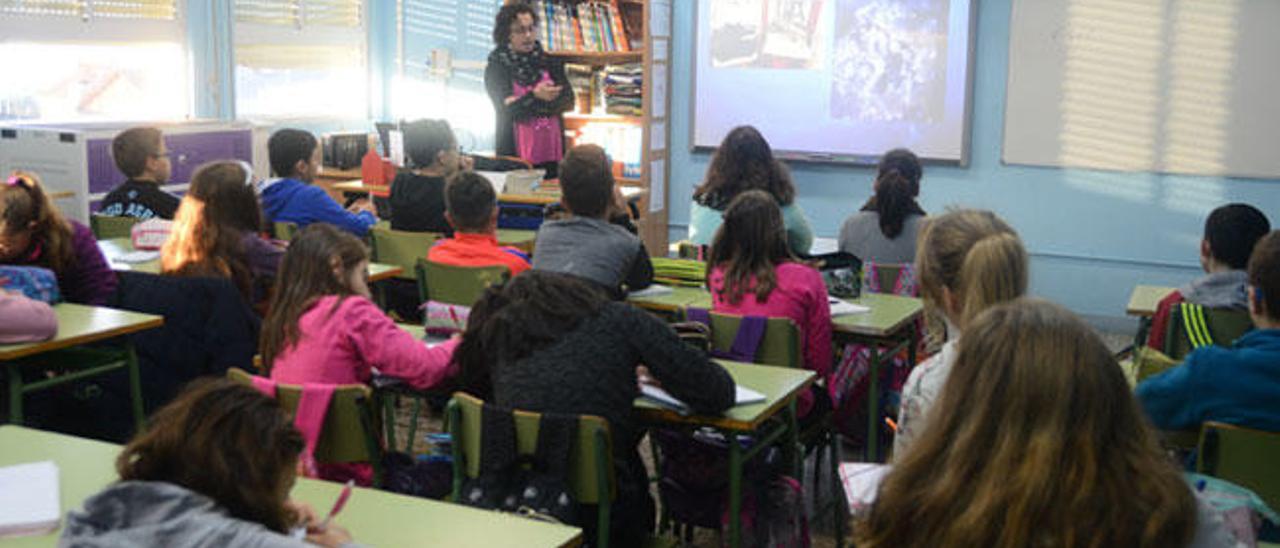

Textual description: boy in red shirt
[427,171,530,275]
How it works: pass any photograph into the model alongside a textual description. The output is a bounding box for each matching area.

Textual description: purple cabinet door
[86,129,253,194]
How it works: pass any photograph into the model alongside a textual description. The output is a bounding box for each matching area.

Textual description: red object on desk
[361,149,395,198]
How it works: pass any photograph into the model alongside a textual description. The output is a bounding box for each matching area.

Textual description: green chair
[370,226,439,282]
[1197,421,1280,512]
[272,221,300,242]
[89,215,140,240]
[1165,304,1253,361]
[415,258,509,306]
[227,368,386,487]
[447,392,617,547]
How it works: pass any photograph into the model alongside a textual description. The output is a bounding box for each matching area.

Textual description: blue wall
[667,0,1280,321]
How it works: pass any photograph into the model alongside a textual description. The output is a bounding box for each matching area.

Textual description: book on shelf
[533,1,632,54]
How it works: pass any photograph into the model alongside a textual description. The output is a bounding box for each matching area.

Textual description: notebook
[839,462,890,516]
[0,461,60,538]
[628,285,674,298]
[640,383,765,415]
[828,297,870,316]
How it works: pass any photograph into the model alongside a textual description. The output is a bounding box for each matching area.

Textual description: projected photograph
[829,0,948,122]
[710,0,826,69]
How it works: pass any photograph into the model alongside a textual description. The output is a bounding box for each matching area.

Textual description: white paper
[810,237,839,255]
[650,121,666,152]
[649,0,671,37]
[389,130,405,167]
[650,64,668,115]
[839,462,890,515]
[828,297,870,316]
[649,158,665,213]
[628,284,673,298]
[640,383,765,413]
[0,461,60,537]
[652,38,668,62]
[474,170,507,194]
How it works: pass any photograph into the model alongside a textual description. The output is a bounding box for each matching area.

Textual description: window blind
[0,0,177,20]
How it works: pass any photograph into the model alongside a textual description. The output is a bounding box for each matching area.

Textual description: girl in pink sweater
[706,190,832,417]
[261,223,457,391]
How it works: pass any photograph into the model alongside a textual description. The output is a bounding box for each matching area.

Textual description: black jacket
[484,48,575,158]
[99,179,180,220]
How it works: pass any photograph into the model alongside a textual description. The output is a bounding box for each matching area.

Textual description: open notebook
[828,296,870,316]
[0,461,60,538]
[640,384,765,415]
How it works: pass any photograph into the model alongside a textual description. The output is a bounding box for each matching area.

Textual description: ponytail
[916,209,1028,328]
[956,232,1028,326]
[873,170,916,239]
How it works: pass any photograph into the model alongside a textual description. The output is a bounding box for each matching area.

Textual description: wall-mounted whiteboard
[1004,0,1280,180]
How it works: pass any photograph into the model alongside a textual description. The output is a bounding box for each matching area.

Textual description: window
[233,0,367,119]
[0,0,188,122]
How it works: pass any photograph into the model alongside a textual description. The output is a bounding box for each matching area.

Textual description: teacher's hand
[532,82,562,102]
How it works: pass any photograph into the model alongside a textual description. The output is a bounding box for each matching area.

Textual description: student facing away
[427,171,530,276]
[99,126,181,220]
[0,171,117,305]
[838,148,927,264]
[62,379,356,547]
[532,144,653,297]
[1146,203,1270,351]
[259,129,377,237]
[857,299,1234,548]
[1138,230,1280,432]
[389,118,472,233]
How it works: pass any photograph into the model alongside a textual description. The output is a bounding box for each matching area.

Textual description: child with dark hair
[100,126,180,220]
[62,378,356,547]
[838,148,927,263]
[389,119,472,233]
[427,171,530,275]
[1139,230,1280,432]
[1146,203,1271,350]
[260,128,377,237]
[532,144,653,297]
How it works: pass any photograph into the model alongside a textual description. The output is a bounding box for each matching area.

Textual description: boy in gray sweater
[532,144,653,298]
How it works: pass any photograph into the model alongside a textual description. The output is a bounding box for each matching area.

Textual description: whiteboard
[1003,0,1280,180]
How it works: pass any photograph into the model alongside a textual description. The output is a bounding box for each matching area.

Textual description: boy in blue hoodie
[259,128,377,237]
[1138,230,1280,432]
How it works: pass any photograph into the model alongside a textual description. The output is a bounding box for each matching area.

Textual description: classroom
[2,0,1279,546]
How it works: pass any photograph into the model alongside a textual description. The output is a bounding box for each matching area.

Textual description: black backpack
[457,404,578,525]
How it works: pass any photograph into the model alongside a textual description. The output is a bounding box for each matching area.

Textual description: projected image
[711,0,826,69]
[829,0,948,123]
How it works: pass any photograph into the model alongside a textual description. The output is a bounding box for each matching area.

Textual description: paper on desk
[628,285,674,298]
[809,237,839,255]
[839,462,890,516]
[0,461,60,538]
[114,250,160,264]
[475,171,506,194]
[640,383,765,414]
[828,297,870,316]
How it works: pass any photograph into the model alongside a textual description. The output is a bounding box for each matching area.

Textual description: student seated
[1147,204,1270,351]
[894,209,1027,456]
[707,190,831,418]
[390,119,472,233]
[532,144,653,297]
[1138,230,1280,432]
[0,172,117,305]
[838,148,926,264]
[0,290,56,343]
[689,126,813,254]
[427,171,530,275]
[62,379,355,547]
[856,299,1233,547]
[453,271,734,545]
[260,129,377,237]
[161,161,285,304]
[99,126,180,220]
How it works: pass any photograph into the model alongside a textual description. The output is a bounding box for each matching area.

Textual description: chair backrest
[1197,421,1280,512]
[688,310,802,369]
[272,221,300,242]
[227,368,382,467]
[447,392,614,505]
[415,258,509,307]
[90,215,140,240]
[370,227,438,281]
[1165,304,1254,361]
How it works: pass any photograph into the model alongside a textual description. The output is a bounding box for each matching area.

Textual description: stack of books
[603,63,643,116]
[532,1,631,53]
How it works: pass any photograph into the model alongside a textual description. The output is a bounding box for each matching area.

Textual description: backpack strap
[685,307,766,362]
[863,261,881,294]
[533,412,576,478]
[1180,302,1215,349]
[295,383,335,477]
[477,402,519,474]
[891,264,919,296]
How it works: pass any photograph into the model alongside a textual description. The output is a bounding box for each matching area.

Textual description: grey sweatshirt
[532,216,652,294]
[1181,270,1250,309]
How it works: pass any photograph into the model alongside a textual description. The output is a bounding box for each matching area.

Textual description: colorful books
[535,1,633,54]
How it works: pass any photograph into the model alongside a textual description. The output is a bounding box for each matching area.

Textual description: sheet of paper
[650,0,671,37]
[0,461,60,538]
[649,158,665,213]
[628,284,673,298]
[650,64,668,115]
[389,130,406,167]
[114,250,160,264]
[474,170,507,193]
[652,38,668,62]
[650,121,666,152]
[839,462,890,515]
[810,237,839,255]
[641,383,765,411]
[828,297,871,316]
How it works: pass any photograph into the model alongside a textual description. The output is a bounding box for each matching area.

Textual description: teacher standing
[485,3,575,178]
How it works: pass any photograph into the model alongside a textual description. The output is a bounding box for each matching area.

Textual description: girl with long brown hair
[894,208,1028,455]
[838,148,927,263]
[160,160,283,302]
[62,378,354,546]
[856,299,1232,548]
[689,126,814,254]
[706,189,831,418]
[0,171,116,304]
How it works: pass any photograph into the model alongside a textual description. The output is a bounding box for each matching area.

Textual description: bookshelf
[532,0,672,254]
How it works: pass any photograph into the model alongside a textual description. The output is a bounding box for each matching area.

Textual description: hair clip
[5,175,29,187]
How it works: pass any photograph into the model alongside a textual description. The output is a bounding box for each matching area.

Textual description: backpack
[0,265,60,303]
[457,403,578,526]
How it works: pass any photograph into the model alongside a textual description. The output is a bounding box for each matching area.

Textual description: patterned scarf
[494,42,548,86]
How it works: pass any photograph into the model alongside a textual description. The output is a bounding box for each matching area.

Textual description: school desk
[97,238,404,283]
[1126,285,1177,355]
[1,304,162,431]
[0,425,583,548]
[334,179,646,207]
[629,286,924,462]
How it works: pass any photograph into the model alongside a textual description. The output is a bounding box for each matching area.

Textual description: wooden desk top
[0,304,163,361]
[98,238,401,283]
[636,359,815,432]
[1127,285,1177,317]
[628,286,924,338]
[0,425,582,548]
[333,179,645,206]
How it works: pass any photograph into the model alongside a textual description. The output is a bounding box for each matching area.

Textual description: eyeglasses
[511,24,538,36]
